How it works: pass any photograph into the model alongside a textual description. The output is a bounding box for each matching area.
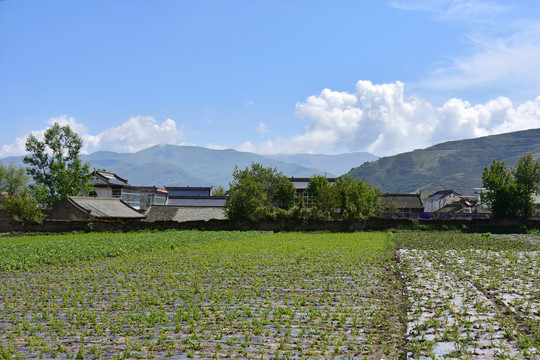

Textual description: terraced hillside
[348,128,540,195]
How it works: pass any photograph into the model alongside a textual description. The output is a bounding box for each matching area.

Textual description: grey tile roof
[427,190,461,199]
[69,197,145,219]
[145,205,226,222]
[380,194,424,209]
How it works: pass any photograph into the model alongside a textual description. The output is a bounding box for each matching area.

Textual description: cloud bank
[240,80,540,156]
[84,116,183,153]
[0,116,184,158]
[2,81,540,159]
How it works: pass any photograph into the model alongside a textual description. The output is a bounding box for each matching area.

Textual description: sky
[1,0,540,158]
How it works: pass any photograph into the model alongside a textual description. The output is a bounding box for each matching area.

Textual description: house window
[296,191,313,208]
[147,194,167,207]
[121,188,140,209]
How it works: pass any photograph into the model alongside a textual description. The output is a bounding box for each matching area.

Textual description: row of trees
[2,122,540,222]
[226,154,540,222]
[224,163,381,221]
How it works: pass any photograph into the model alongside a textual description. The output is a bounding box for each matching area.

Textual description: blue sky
[1,0,540,157]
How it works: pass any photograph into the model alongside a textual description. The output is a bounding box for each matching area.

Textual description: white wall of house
[94,188,113,198]
[423,193,462,212]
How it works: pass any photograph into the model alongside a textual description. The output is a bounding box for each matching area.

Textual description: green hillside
[348,128,540,195]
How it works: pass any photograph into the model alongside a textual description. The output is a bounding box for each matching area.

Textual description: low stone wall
[3,217,540,234]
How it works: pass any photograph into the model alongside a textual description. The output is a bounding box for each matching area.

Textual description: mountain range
[0,145,376,187]
[347,128,540,195]
[2,128,540,193]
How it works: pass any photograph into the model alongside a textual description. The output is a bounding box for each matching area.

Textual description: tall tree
[481,154,540,219]
[306,174,381,219]
[334,175,381,220]
[269,175,296,210]
[513,154,540,219]
[0,162,28,196]
[225,163,295,221]
[0,162,45,223]
[307,174,335,215]
[24,122,94,208]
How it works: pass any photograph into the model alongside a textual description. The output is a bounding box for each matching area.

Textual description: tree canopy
[0,162,45,223]
[306,174,335,214]
[224,163,296,221]
[481,154,540,219]
[307,174,381,220]
[23,122,94,208]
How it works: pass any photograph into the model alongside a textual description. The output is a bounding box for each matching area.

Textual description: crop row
[0,230,271,272]
[0,231,403,359]
[397,229,540,360]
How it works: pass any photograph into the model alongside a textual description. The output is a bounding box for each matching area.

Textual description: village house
[139,186,168,211]
[423,190,463,213]
[47,196,145,221]
[144,205,226,222]
[165,186,227,207]
[380,194,424,215]
[90,170,141,209]
[143,186,226,222]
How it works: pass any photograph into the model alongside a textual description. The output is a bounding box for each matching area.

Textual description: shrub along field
[0,230,539,359]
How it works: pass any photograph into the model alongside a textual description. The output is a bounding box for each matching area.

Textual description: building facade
[90,170,141,209]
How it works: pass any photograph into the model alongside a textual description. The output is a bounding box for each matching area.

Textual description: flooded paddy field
[0,230,539,359]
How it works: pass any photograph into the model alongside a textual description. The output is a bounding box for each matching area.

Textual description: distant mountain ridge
[265,152,377,177]
[347,128,540,195]
[7,128,539,194]
[1,145,374,187]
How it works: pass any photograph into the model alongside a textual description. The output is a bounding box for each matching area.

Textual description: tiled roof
[92,170,129,185]
[68,197,144,219]
[145,205,225,222]
[428,190,461,199]
[380,194,424,209]
[165,186,213,191]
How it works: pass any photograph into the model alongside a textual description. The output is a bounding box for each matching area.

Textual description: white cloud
[0,116,185,157]
[3,83,540,160]
[256,122,269,134]
[244,100,255,107]
[393,1,540,98]
[242,80,540,156]
[0,136,31,158]
[204,143,230,151]
[424,25,540,94]
[390,0,508,21]
[84,116,184,153]
[49,115,89,135]
[0,115,88,158]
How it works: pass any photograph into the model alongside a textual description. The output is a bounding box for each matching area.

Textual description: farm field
[0,229,539,359]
